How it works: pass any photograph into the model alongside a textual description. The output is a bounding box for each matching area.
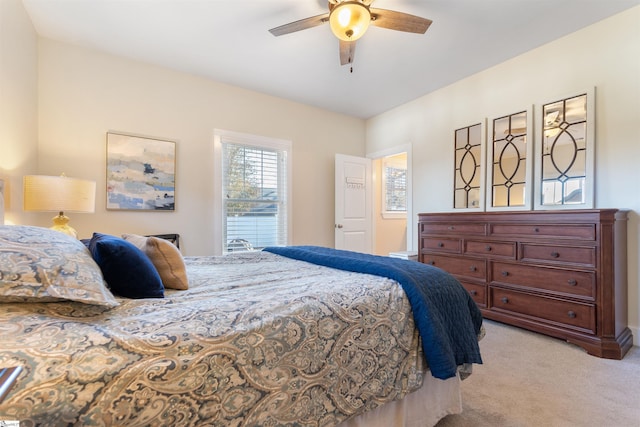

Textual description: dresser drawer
[460,281,486,308]
[491,262,595,299]
[489,223,596,240]
[420,222,486,236]
[520,244,596,267]
[490,287,596,333]
[422,254,486,281]
[421,237,461,253]
[465,240,516,258]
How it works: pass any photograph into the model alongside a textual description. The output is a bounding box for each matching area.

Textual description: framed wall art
[453,121,486,210]
[106,132,176,211]
[486,107,533,211]
[533,88,595,210]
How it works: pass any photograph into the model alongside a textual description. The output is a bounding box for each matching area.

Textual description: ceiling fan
[269,0,432,67]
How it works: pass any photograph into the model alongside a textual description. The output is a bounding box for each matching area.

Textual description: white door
[335,154,372,253]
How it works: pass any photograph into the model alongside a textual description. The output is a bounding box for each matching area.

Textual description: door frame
[367,143,414,252]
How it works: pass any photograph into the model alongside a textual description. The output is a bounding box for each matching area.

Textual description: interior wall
[0,0,38,223]
[365,6,640,344]
[28,38,366,255]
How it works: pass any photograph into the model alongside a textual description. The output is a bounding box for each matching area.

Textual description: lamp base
[50,212,78,239]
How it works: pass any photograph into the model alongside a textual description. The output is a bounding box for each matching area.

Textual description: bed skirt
[339,373,462,427]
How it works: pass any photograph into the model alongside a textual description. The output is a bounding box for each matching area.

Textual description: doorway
[372,150,409,256]
[335,145,412,255]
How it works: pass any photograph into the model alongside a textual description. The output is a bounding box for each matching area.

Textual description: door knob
[335,224,343,229]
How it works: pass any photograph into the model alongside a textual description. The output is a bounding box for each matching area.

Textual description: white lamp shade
[0,179,5,225]
[24,175,96,213]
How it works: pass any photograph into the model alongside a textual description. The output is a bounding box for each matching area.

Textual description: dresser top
[418,209,627,223]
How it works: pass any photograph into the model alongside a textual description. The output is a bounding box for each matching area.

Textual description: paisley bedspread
[0,251,457,426]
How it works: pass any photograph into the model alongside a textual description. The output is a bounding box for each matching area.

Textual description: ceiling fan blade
[269,13,329,36]
[370,8,433,34]
[339,40,356,65]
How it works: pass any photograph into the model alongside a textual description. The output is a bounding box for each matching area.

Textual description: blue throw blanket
[263,246,483,380]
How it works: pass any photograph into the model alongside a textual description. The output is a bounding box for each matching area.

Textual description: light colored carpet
[437,320,640,427]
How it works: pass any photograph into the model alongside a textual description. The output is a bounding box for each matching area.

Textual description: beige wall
[28,39,366,254]
[366,7,640,344]
[0,0,38,223]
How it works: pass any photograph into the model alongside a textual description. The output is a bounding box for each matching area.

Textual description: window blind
[383,164,407,212]
[221,141,288,252]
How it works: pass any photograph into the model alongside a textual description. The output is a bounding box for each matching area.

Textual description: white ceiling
[21,0,639,119]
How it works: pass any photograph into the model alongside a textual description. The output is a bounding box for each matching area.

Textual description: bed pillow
[0,225,118,307]
[88,232,164,299]
[122,234,188,290]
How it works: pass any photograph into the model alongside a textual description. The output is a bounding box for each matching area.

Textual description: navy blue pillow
[88,232,164,299]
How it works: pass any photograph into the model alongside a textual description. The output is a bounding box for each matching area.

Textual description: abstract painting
[106,132,176,211]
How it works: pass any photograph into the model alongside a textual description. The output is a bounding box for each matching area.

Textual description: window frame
[381,154,407,219]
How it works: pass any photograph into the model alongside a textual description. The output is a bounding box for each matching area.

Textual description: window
[381,153,407,218]
[216,130,291,253]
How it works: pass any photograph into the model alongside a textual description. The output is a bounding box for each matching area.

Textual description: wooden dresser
[418,209,631,359]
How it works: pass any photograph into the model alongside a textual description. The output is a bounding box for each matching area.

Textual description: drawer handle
[485,245,492,251]
[551,251,560,258]
[567,311,577,319]
[501,271,509,277]
[470,290,478,296]
[533,227,540,232]
[428,260,435,265]
[469,266,477,272]
[501,297,509,304]
[448,226,455,230]
[438,242,444,247]
[567,279,577,286]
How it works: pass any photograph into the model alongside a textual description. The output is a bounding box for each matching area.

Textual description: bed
[0,225,483,426]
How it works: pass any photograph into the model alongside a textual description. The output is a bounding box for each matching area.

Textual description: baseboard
[629,325,639,347]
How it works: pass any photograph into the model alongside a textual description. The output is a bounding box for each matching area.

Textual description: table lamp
[23,174,96,238]
[0,179,5,225]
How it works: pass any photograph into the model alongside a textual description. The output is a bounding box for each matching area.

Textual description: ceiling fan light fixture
[329,1,371,41]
